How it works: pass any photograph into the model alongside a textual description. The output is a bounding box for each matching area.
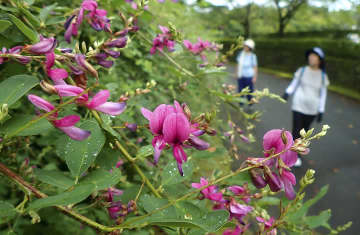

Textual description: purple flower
[27,94,90,140]
[45,52,68,85]
[163,113,191,175]
[223,225,248,235]
[256,217,277,235]
[55,85,126,116]
[64,0,111,43]
[26,37,56,54]
[150,25,175,55]
[228,198,253,223]
[0,46,31,65]
[280,170,296,200]
[263,129,297,167]
[191,177,223,202]
[104,37,128,48]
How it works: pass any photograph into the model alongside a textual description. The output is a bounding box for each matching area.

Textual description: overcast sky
[186,0,353,11]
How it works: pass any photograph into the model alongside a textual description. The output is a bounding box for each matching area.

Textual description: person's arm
[282,68,302,100]
[252,66,258,83]
[317,83,328,123]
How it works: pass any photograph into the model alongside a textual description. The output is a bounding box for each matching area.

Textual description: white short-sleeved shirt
[236,51,257,78]
[286,66,330,115]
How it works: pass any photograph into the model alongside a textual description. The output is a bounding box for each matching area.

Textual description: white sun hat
[244,39,255,50]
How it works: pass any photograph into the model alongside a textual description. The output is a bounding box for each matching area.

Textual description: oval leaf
[0,20,12,33]
[0,114,53,136]
[34,169,74,190]
[28,183,95,211]
[8,14,38,43]
[64,120,105,178]
[0,74,39,107]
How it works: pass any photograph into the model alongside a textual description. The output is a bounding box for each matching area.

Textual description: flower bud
[182,103,191,120]
[26,37,56,54]
[250,169,267,189]
[0,104,8,122]
[75,54,98,79]
[40,80,57,94]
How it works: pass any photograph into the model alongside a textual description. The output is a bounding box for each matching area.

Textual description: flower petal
[28,94,54,112]
[53,115,80,127]
[87,90,110,108]
[57,126,91,140]
[141,107,152,121]
[55,85,84,97]
[188,135,209,150]
[163,113,190,144]
[48,68,68,81]
[94,102,126,115]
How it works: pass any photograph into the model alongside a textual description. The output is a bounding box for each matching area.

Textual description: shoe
[294,158,302,167]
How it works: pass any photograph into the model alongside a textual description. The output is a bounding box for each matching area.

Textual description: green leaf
[0,114,53,136]
[0,201,17,222]
[39,3,57,22]
[136,145,154,159]
[304,209,331,229]
[257,196,280,207]
[286,185,329,222]
[161,161,193,185]
[34,169,74,190]
[28,183,95,211]
[0,20,12,33]
[81,168,121,190]
[8,14,38,43]
[136,195,229,232]
[19,7,40,28]
[64,120,105,178]
[0,74,38,107]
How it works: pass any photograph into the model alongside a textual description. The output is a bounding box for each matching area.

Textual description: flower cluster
[141,101,211,175]
[256,216,277,235]
[150,25,175,55]
[106,187,136,221]
[64,0,111,43]
[0,46,31,65]
[248,129,298,200]
[183,37,222,67]
[192,178,253,227]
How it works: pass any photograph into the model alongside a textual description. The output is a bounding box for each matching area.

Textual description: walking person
[236,39,258,106]
[282,47,330,167]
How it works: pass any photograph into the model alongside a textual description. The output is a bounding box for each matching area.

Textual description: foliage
[0,0,351,234]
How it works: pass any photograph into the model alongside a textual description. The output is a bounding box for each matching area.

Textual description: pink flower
[223,225,248,235]
[0,46,31,65]
[141,102,180,164]
[256,217,277,235]
[263,129,297,167]
[27,94,90,140]
[64,0,110,43]
[141,101,209,175]
[150,25,175,55]
[228,198,253,223]
[45,52,68,85]
[280,170,296,200]
[163,113,191,175]
[191,177,223,202]
[54,85,126,116]
[26,37,56,54]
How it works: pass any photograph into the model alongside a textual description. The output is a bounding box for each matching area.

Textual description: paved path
[228,68,360,234]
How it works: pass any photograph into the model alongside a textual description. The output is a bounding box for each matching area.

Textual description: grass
[259,67,360,102]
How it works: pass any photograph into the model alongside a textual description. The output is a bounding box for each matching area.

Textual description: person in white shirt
[282,47,330,166]
[236,39,258,105]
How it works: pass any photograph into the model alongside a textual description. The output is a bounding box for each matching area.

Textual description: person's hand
[252,76,257,83]
[317,113,323,123]
[281,93,289,101]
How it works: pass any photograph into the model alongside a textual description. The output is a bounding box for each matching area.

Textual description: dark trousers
[292,111,316,139]
[237,77,254,102]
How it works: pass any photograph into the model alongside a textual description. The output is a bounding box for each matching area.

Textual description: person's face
[244,46,251,52]
[308,53,320,68]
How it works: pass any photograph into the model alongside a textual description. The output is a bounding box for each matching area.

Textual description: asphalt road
[228,68,360,234]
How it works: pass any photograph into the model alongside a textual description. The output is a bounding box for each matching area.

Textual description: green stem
[90,110,162,199]
[114,140,162,198]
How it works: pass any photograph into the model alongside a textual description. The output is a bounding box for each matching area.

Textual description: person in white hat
[282,47,330,167]
[235,39,258,105]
